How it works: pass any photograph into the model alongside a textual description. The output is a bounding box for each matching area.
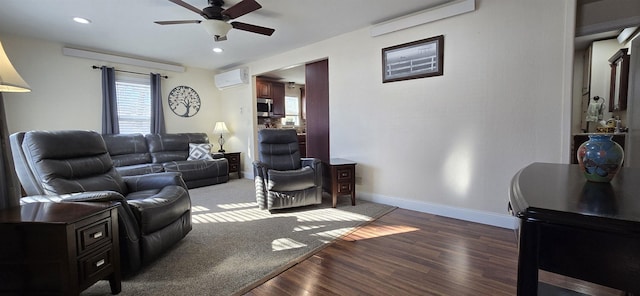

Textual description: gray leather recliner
[10,130,192,276]
[253,129,323,210]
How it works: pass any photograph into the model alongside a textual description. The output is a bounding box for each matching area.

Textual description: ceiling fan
[155,0,275,41]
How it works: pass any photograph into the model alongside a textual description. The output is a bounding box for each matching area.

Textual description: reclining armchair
[253,129,323,210]
[10,130,192,276]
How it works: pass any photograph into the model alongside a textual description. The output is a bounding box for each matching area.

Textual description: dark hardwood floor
[244,208,623,295]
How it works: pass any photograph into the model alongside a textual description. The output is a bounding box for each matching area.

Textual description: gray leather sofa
[10,130,193,276]
[102,133,229,189]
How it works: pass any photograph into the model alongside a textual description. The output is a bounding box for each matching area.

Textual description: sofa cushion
[267,166,316,191]
[116,163,165,176]
[162,159,228,181]
[146,134,209,163]
[103,134,152,167]
[125,186,191,234]
[187,143,213,161]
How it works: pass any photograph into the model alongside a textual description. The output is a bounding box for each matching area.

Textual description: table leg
[517,220,539,296]
[109,272,122,294]
[351,190,355,206]
[332,192,337,208]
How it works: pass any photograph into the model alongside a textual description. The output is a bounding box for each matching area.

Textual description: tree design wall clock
[168,85,201,117]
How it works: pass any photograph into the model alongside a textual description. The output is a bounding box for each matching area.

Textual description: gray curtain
[101,66,119,134]
[150,73,166,134]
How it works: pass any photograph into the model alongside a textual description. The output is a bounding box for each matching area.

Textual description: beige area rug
[83,178,396,296]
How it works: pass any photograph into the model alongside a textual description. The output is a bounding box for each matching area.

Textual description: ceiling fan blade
[222,0,262,19]
[168,0,207,18]
[231,22,274,36]
[155,20,202,25]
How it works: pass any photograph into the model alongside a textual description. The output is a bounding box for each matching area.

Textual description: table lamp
[213,121,230,152]
[0,40,31,210]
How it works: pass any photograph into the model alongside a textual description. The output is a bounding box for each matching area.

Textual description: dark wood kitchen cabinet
[256,79,271,98]
[271,82,285,117]
[0,202,121,295]
[256,78,285,118]
[297,134,307,157]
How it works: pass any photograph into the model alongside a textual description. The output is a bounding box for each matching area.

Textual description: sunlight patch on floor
[217,202,257,210]
[192,205,373,224]
[293,224,326,232]
[272,238,307,251]
[345,224,420,241]
[296,208,372,223]
[192,208,270,223]
[191,205,210,213]
[311,227,354,241]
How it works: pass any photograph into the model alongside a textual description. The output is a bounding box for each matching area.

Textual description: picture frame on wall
[382,35,444,83]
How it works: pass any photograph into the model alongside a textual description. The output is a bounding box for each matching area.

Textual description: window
[281,96,300,126]
[115,77,151,134]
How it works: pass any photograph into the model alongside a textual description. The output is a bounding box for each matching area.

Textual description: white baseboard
[357,192,519,230]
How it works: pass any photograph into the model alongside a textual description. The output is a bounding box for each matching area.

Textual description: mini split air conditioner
[214,68,249,90]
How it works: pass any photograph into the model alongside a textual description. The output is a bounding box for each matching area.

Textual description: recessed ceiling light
[213,47,223,53]
[73,17,92,24]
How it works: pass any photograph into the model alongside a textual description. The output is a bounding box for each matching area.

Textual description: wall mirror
[608,48,630,112]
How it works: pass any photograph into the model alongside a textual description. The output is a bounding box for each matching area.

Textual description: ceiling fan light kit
[202,20,232,40]
[156,0,275,42]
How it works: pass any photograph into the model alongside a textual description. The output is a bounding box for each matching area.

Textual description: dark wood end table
[223,152,241,179]
[326,158,357,208]
[509,162,640,295]
[0,202,121,295]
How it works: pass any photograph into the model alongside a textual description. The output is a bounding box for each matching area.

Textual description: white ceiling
[0,0,452,73]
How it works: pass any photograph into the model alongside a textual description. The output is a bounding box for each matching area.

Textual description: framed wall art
[382,35,444,83]
[168,85,201,117]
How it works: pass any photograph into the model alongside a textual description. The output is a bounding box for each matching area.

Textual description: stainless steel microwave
[257,98,272,117]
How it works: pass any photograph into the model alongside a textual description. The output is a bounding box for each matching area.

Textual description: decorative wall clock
[168,85,201,117]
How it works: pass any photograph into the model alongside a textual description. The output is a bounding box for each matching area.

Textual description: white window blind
[115,80,151,134]
[281,96,300,126]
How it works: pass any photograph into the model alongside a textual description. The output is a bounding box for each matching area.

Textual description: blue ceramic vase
[577,134,624,182]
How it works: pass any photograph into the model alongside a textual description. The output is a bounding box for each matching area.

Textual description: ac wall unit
[214,68,249,90]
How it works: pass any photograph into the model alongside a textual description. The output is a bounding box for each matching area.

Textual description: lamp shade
[201,20,232,38]
[213,122,230,134]
[0,41,31,93]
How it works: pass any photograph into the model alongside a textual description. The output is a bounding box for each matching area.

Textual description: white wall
[0,33,224,138]
[220,0,576,228]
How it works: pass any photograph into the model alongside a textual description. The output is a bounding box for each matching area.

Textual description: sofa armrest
[20,190,126,204]
[123,172,187,192]
[211,152,224,159]
[301,158,322,187]
[301,158,322,169]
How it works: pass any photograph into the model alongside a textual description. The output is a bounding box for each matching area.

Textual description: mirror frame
[608,48,630,112]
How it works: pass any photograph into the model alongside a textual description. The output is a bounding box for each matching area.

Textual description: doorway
[254,59,330,162]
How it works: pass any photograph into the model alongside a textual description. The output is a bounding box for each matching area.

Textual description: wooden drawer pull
[91,231,103,239]
[95,259,105,268]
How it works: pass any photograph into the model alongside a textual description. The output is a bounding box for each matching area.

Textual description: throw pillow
[188,143,214,161]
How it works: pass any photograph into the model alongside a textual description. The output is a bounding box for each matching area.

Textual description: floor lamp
[0,40,31,210]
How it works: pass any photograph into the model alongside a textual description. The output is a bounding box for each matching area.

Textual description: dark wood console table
[509,162,640,295]
[0,202,121,295]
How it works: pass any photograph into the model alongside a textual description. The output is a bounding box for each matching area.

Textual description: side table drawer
[78,245,114,285]
[77,218,111,255]
[226,154,239,163]
[337,182,353,194]
[336,168,353,181]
